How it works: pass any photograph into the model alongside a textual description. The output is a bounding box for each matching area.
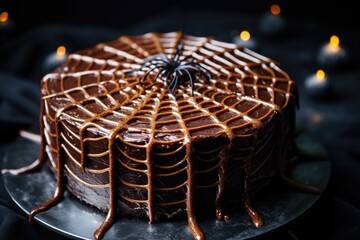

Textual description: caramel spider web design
[3,32,303,240]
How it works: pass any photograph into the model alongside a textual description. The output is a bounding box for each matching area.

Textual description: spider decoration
[136,41,211,96]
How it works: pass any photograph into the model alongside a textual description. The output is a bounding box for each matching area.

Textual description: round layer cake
[18,32,300,239]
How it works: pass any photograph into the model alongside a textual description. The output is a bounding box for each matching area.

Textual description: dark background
[1,0,359,85]
[1,0,358,33]
[1,1,360,240]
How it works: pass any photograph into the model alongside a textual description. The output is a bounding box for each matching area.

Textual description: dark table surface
[1,5,360,240]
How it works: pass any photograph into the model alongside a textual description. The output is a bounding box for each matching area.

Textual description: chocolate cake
[2,32,321,240]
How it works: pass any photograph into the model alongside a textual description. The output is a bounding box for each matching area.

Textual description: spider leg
[179,68,195,95]
[164,70,175,93]
[167,73,176,89]
[153,65,169,82]
[147,61,167,73]
[166,76,175,95]
[143,65,163,82]
[158,69,168,81]
[180,64,212,80]
[183,59,212,79]
[195,63,212,79]
[169,71,182,94]
[154,68,165,82]
[170,75,180,95]
[161,67,172,80]
[164,54,171,62]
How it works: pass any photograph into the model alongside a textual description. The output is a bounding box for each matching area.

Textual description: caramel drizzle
[170,91,203,239]
[1,32,322,240]
[243,128,264,227]
[178,87,236,222]
[145,89,165,223]
[29,103,71,222]
[81,85,145,239]
[93,130,117,240]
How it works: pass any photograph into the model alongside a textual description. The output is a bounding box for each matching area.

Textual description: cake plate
[2,131,330,240]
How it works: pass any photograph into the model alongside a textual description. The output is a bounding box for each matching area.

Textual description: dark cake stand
[2,131,330,240]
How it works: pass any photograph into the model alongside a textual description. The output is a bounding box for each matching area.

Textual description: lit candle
[43,46,68,72]
[233,30,258,50]
[0,11,14,32]
[258,4,286,36]
[317,35,349,69]
[0,11,8,24]
[304,69,331,99]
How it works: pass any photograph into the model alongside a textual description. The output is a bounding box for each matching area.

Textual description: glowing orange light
[270,4,281,15]
[329,35,340,47]
[0,12,9,23]
[56,46,67,57]
[240,31,251,41]
[316,69,326,82]
[311,113,322,124]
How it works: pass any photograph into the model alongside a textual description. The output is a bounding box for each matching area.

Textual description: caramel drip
[193,90,235,221]
[186,142,204,240]
[92,81,165,238]
[243,128,264,228]
[166,90,203,240]
[94,132,117,240]
[244,200,263,228]
[145,90,164,223]
[29,108,66,222]
[82,88,146,238]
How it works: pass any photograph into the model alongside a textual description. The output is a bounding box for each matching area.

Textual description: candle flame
[329,35,339,47]
[270,4,281,15]
[57,46,67,57]
[316,69,326,82]
[0,12,9,23]
[240,31,251,42]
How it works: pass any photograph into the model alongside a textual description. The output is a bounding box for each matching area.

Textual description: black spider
[136,41,211,96]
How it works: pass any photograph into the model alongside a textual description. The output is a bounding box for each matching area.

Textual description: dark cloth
[1,9,360,240]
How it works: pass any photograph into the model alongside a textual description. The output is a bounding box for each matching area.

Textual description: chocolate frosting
[2,32,315,240]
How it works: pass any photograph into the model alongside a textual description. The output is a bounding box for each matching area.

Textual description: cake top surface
[41,31,296,142]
